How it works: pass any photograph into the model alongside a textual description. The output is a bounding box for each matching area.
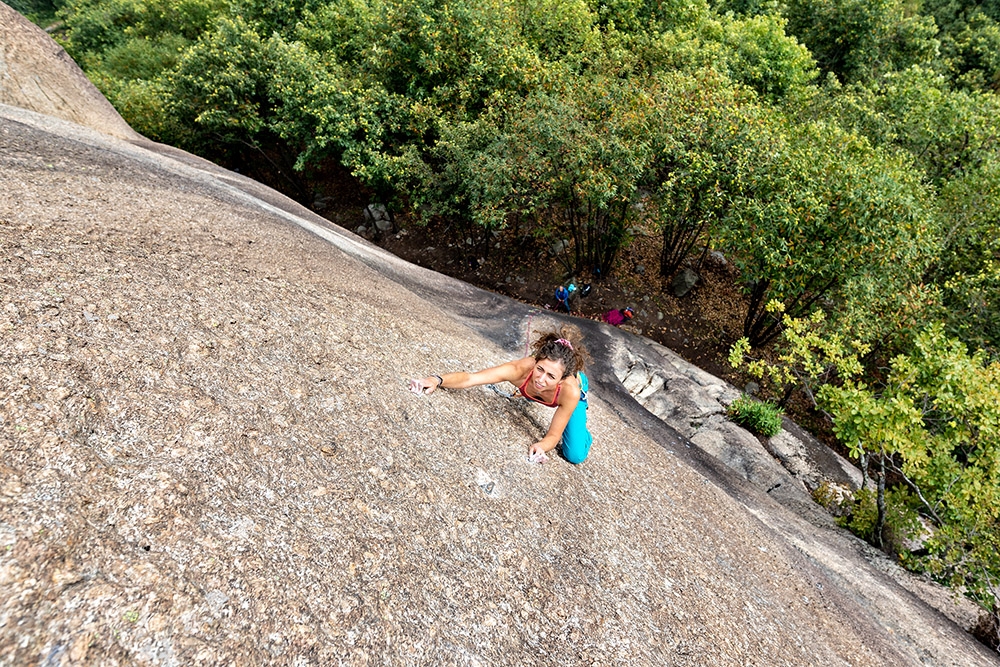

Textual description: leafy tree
[922,0,1000,91]
[733,315,1000,646]
[934,156,1000,353]
[586,0,711,33]
[641,11,816,102]
[9,0,64,26]
[823,325,1000,645]
[709,12,817,101]
[639,70,759,278]
[162,16,330,197]
[60,0,222,57]
[782,0,939,84]
[815,67,1000,352]
[729,305,870,407]
[718,119,936,347]
[415,75,652,276]
[233,0,324,37]
[816,66,1000,185]
[58,0,226,144]
[511,79,651,276]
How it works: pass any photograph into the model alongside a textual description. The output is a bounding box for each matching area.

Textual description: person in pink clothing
[602,307,634,326]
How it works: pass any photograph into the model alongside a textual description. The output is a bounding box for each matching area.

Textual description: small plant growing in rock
[811,481,853,517]
[726,395,784,437]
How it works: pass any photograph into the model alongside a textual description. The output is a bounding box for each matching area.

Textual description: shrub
[836,487,924,551]
[726,394,783,437]
[810,480,853,517]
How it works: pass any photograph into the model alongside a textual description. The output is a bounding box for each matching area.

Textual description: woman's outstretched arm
[410,358,529,395]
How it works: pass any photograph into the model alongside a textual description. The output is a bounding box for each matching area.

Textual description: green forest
[13,0,1000,648]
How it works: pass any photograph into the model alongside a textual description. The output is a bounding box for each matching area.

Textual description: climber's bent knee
[561,434,591,464]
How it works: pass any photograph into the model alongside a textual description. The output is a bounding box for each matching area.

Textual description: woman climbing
[409,325,593,463]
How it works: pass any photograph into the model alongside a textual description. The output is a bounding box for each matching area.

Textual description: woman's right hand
[409,377,439,395]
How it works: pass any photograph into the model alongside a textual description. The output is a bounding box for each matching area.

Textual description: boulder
[363,203,392,231]
[672,267,699,297]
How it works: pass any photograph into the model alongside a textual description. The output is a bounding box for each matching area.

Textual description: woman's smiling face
[533,357,566,393]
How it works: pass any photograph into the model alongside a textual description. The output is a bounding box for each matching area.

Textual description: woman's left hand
[529,442,550,457]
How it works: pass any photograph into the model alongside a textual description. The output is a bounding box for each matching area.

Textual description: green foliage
[712,12,818,101]
[60,0,223,56]
[935,155,1000,352]
[737,313,1000,617]
[782,0,939,84]
[815,65,1000,352]
[836,487,922,549]
[729,305,870,406]
[816,324,1000,619]
[726,394,784,436]
[587,0,711,33]
[837,487,878,539]
[716,118,936,346]
[923,0,1000,92]
[9,0,64,26]
[819,67,1000,186]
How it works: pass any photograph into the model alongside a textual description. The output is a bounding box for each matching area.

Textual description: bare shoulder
[558,374,582,404]
[512,356,536,372]
[508,356,536,382]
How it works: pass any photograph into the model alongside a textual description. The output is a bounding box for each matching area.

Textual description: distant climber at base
[409,325,593,464]
[602,307,634,326]
[554,285,571,313]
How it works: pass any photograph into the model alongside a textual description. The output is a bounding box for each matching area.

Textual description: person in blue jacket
[554,285,571,312]
[410,325,593,463]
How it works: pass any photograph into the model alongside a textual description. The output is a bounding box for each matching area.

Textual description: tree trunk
[875,455,887,549]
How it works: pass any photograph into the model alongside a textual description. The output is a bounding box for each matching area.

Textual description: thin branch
[884,458,944,525]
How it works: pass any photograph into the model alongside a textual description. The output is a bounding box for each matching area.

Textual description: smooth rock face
[0,15,997,667]
[0,113,895,666]
[0,3,139,140]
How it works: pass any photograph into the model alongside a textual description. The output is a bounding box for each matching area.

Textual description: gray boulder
[363,203,393,231]
[672,267,699,297]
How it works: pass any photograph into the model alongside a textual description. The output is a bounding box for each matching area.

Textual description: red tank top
[518,370,561,407]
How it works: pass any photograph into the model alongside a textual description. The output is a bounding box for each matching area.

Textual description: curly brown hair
[530,324,590,378]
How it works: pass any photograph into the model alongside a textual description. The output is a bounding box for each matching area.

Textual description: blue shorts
[561,372,592,464]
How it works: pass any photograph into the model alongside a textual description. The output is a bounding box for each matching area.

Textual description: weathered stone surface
[608,333,988,658]
[0,3,139,140]
[689,419,796,492]
[766,429,863,492]
[0,18,995,666]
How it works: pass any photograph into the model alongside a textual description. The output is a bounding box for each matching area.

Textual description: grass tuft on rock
[727,395,784,437]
